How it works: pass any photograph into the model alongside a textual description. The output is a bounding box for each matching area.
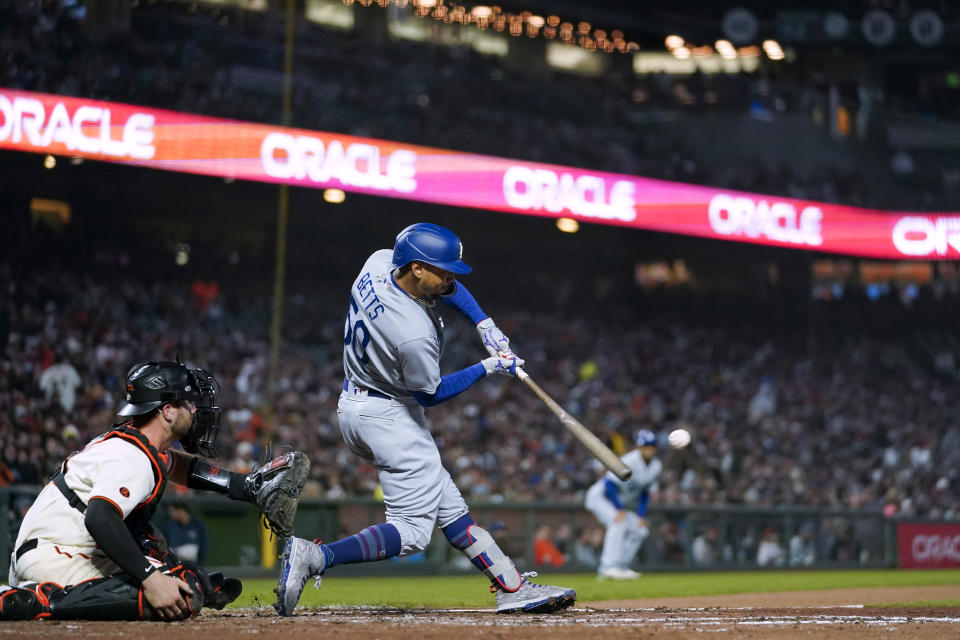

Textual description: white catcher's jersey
[342,249,444,399]
[15,437,161,550]
[595,449,662,508]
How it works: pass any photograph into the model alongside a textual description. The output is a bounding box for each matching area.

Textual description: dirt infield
[4,586,959,639]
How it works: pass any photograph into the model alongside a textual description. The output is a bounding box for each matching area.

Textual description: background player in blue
[276,222,576,615]
[584,429,662,580]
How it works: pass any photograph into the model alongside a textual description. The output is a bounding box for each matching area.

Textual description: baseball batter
[584,429,662,579]
[276,222,576,615]
[1,361,307,621]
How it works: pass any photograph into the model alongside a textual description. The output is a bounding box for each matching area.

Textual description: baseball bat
[517,370,632,481]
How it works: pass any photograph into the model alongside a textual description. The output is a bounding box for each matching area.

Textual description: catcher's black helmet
[118,361,222,457]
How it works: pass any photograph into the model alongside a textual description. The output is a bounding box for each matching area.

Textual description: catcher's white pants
[337,392,469,556]
[585,482,649,570]
[10,539,120,587]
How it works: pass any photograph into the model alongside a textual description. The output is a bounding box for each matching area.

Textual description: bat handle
[516,368,529,381]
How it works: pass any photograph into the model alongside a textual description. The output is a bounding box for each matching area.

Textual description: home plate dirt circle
[4,586,959,639]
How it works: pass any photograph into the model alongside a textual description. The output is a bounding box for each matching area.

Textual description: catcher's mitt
[243,451,310,537]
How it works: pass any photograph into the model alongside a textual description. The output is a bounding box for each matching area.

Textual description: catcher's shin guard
[47,566,204,621]
[0,585,50,620]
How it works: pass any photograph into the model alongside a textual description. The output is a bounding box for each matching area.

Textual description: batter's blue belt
[343,378,391,400]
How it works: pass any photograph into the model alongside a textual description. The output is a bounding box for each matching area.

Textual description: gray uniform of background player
[340,249,467,554]
[585,448,663,572]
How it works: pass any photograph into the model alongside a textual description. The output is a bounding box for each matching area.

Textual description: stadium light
[665,35,684,50]
[556,217,579,233]
[43,154,56,169]
[715,39,737,59]
[324,188,347,203]
[763,39,785,60]
[175,243,190,266]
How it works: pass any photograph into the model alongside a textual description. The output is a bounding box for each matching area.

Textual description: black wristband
[187,457,247,500]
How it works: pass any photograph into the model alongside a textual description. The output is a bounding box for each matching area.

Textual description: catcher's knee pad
[200,572,243,610]
[0,585,50,620]
[48,563,203,621]
[175,563,238,611]
[459,525,522,592]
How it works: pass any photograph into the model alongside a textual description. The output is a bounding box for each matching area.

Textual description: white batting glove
[482,353,525,377]
[477,318,512,357]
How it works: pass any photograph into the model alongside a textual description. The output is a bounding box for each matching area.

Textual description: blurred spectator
[162,501,209,564]
[554,523,572,555]
[533,524,566,567]
[789,523,816,567]
[38,359,82,412]
[572,526,603,567]
[756,528,785,567]
[691,526,719,565]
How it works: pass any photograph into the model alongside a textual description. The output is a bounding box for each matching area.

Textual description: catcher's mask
[118,360,222,458]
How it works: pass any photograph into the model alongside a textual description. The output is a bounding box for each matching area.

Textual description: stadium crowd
[2,0,958,211]
[2,224,958,528]
[2,1,959,570]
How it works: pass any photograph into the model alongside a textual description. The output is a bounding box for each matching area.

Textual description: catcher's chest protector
[98,423,170,535]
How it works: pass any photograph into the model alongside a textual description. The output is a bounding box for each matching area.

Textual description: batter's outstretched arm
[411,363,487,407]
[439,282,488,324]
[441,283,513,356]
[411,353,525,408]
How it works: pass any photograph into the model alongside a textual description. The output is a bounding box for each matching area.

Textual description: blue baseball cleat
[274,537,327,616]
[494,572,576,613]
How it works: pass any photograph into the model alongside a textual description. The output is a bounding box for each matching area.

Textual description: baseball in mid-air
[668,428,691,449]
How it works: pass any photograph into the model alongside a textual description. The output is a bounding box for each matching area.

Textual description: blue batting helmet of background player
[392,223,472,274]
[635,429,657,447]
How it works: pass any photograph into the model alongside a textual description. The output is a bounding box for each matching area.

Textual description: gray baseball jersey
[600,449,662,507]
[338,249,469,555]
[343,249,444,398]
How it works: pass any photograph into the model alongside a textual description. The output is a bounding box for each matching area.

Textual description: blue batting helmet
[392,223,471,274]
[635,429,657,447]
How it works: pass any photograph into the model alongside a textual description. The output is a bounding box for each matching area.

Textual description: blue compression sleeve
[636,490,650,517]
[439,282,487,325]
[411,363,486,407]
[603,478,624,510]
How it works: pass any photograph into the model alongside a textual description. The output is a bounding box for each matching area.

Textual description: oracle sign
[0,94,155,159]
[708,193,823,247]
[898,522,960,568]
[503,166,636,221]
[892,216,960,257]
[260,132,417,193]
[2,88,959,261]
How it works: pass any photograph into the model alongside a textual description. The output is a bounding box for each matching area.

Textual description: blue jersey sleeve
[411,363,486,407]
[636,490,650,517]
[603,478,624,510]
[439,282,487,325]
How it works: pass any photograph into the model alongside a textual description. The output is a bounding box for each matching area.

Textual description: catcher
[1,360,310,621]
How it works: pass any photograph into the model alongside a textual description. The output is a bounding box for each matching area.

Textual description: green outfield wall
[2,488,941,579]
